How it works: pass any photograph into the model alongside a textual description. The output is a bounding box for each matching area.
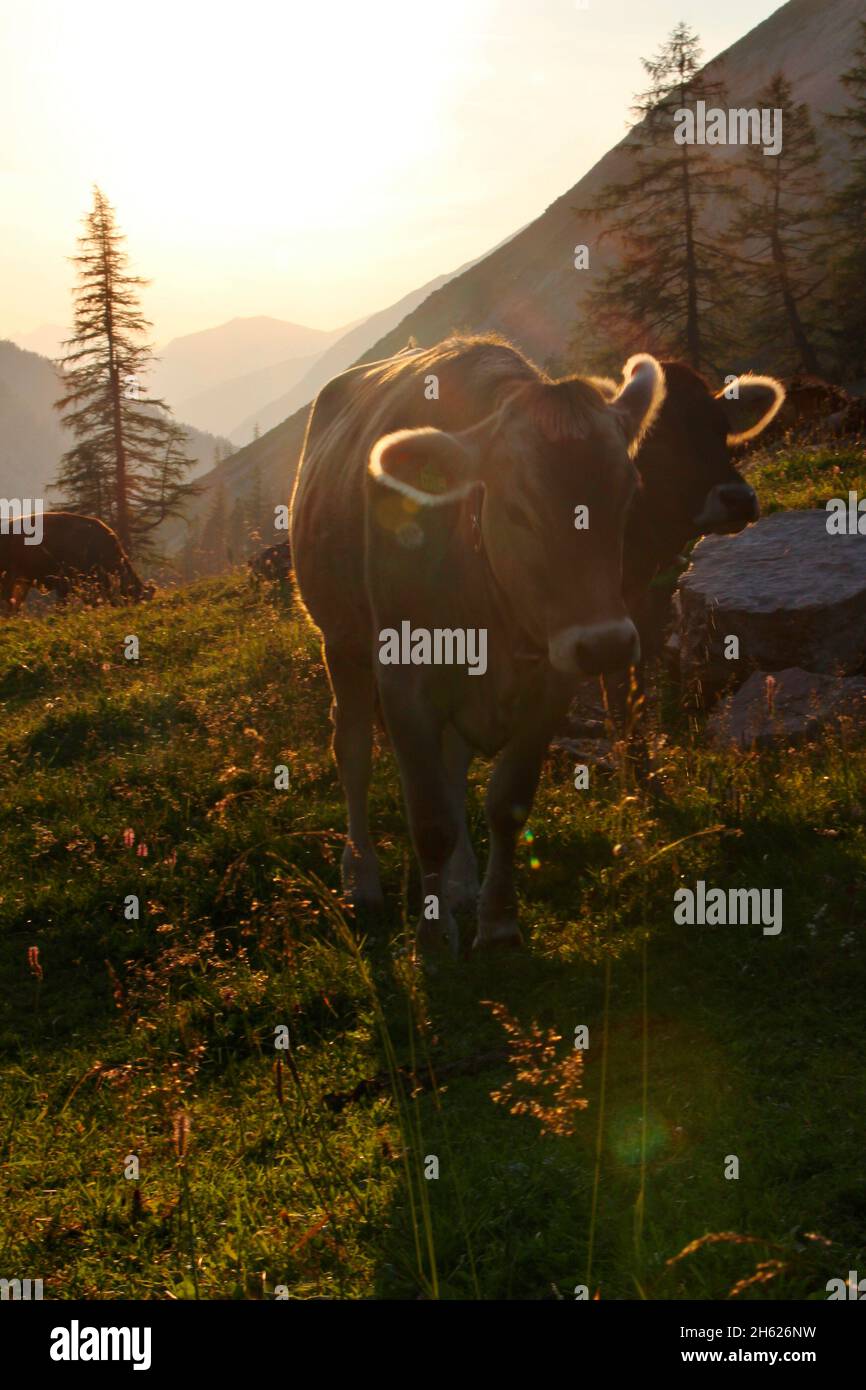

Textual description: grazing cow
[0,512,154,612]
[248,539,293,586]
[291,335,666,952]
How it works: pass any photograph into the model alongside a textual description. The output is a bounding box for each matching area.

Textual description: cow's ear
[610,355,666,456]
[715,375,785,443]
[368,427,482,506]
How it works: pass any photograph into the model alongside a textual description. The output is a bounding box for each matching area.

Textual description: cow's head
[368,355,666,676]
[627,362,784,544]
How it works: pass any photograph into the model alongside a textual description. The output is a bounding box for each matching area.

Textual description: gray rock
[677,510,866,699]
[707,667,866,749]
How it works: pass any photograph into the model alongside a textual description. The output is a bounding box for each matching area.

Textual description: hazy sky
[2,0,784,345]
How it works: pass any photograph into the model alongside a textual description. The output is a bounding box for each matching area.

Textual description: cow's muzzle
[548,618,640,677]
[693,482,758,534]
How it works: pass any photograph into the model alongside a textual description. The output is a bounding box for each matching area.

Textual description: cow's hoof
[416,915,459,957]
[472,921,524,951]
[347,887,386,913]
[341,846,384,910]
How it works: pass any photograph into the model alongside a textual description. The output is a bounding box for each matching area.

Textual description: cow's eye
[504,500,532,529]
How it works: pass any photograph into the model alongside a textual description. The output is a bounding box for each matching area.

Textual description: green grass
[747,440,866,514]
[1,465,865,1301]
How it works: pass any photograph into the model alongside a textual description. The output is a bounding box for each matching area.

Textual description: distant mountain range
[228,255,486,444]
[149,316,352,436]
[160,0,861,559]
[0,339,231,504]
[168,349,324,444]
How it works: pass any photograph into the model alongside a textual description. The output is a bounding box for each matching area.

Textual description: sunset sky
[2,0,783,345]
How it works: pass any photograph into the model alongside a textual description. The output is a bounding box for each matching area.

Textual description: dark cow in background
[0,512,154,613]
[291,335,666,953]
[248,538,292,588]
[829,393,866,438]
[615,361,785,662]
[763,374,847,444]
[570,362,783,744]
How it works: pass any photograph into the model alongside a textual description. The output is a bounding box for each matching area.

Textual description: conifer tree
[574,23,733,373]
[200,480,229,574]
[827,19,866,381]
[55,186,198,549]
[245,463,266,552]
[229,495,246,562]
[728,73,828,376]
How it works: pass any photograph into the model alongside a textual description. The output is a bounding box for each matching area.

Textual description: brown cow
[291,335,665,953]
[0,512,154,613]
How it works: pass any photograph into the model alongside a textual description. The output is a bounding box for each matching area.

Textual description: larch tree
[55,186,198,551]
[728,73,829,377]
[573,22,733,375]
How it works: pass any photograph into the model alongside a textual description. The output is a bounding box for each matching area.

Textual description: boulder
[707,667,866,749]
[676,510,866,699]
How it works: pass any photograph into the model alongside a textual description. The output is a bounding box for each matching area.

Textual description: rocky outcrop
[676,511,866,700]
[707,667,866,748]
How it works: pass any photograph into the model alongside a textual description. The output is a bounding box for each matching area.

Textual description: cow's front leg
[442,723,479,912]
[476,720,555,950]
[378,678,460,954]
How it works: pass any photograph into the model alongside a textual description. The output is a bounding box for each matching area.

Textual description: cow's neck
[469,492,545,664]
[624,467,695,597]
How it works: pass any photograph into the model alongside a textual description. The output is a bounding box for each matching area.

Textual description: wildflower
[482,1000,588,1137]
